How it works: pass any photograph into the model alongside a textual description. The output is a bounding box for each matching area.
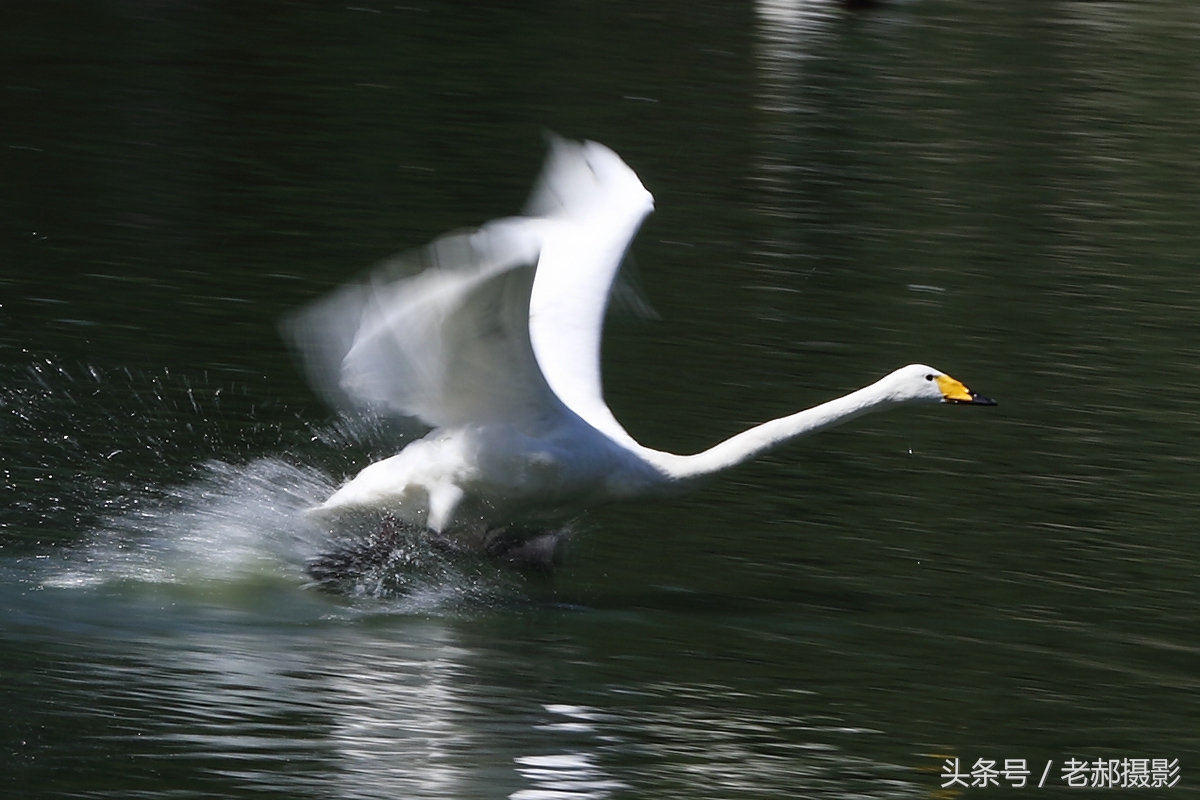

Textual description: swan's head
[887,364,997,406]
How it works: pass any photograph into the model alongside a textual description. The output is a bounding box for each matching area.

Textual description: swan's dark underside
[306,514,569,590]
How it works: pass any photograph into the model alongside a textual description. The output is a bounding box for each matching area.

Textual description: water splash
[0,356,531,611]
[47,457,333,590]
[49,457,528,612]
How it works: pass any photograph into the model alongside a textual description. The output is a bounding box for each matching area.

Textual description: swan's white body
[287,138,993,533]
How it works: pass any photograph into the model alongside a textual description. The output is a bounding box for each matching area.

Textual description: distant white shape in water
[286,137,994,536]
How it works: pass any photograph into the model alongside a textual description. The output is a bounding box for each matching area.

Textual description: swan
[286,136,994,544]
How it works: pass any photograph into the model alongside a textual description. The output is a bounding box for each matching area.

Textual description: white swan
[286,137,994,537]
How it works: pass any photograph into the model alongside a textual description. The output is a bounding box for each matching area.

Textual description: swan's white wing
[526,138,655,448]
[285,218,566,429]
[287,137,653,442]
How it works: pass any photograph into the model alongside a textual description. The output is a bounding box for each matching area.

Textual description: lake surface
[2,1,1198,797]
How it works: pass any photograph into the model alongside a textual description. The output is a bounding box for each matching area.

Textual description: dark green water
[2,1,1198,797]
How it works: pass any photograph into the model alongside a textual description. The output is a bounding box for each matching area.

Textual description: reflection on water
[515,748,627,799]
[753,0,835,276]
[311,626,477,798]
[594,683,914,799]
[2,593,923,800]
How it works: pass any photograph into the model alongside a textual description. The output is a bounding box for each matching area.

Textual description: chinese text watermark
[940,757,1180,789]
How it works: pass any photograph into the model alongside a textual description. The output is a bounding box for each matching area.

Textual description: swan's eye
[925,374,935,381]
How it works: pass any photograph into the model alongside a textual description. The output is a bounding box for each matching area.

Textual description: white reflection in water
[594,683,914,799]
[755,0,837,172]
[756,0,838,61]
[116,623,486,799]
[514,704,627,799]
[89,624,917,800]
[321,629,475,799]
[513,752,626,800]
[751,0,840,317]
[513,684,917,800]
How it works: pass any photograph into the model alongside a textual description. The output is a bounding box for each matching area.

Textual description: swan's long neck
[643,377,909,481]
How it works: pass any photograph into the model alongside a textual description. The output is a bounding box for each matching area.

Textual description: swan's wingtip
[526,134,653,219]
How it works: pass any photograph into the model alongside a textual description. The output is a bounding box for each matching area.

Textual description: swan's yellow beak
[936,374,997,406]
